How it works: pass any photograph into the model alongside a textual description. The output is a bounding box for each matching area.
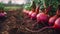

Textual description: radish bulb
[53,18,60,29]
[30,12,37,20]
[53,5,60,29]
[0,10,7,17]
[49,15,58,26]
[32,5,53,29]
[37,5,52,23]
[29,9,35,18]
[49,5,60,26]
[28,1,36,18]
[37,13,49,22]
[31,4,40,20]
[0,10,7,21]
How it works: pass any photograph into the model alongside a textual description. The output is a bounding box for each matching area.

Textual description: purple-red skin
[37,13,50,23]
[49,5,60,26]
[0,10,7,17]
[53,18,60,29]
[36,5,52,23]
[31,12,37,20]
[49,15,58,26]
[30,5,40,20]
[28,11,33,18]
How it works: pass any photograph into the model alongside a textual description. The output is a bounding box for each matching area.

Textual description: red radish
[28,1,36,18]
[53,18,60,29]
[28,9,35,18]
[30,12,37,20]
[49,15,58,26]
[24,5,60,33]
[30,4,40,20]
[49,5,60,26]
[31,5,53,29]
[36,5,52,23]
[24,5,53,32]
[53,5,60,29]
[0,10,7,17]
[37,13,49,23]
[23,1,36,16]
[0,10,7,21]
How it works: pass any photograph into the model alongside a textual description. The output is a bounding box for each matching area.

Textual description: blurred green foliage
[0,2,4,10]
[24,0,60,16]
[4,6,20,11]
[23,3,32,11]
[42,0,59,16]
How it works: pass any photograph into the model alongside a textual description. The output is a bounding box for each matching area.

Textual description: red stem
[43,3,46,8]
[36,5,40,14]
[25,26,53,32]
[56,5,60,16]
[45,5,52,14]
[56,10,59,16]
[31,1,36,12]
[31,9,36,13]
